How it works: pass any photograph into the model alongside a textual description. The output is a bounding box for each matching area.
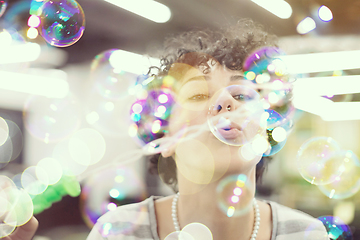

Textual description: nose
[209,90,239,116]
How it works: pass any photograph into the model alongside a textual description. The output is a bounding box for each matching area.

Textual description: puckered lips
[215,117,242,140]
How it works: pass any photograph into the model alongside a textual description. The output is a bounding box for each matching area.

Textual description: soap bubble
[263,109,292,156]
[318,150,360,199]
[317,216,352,240]
[216,174,254,217]
[165,223,213,240]
[80,166,147,228]
[0,0,8,18]
[38,0,85,47]
[89,49,137,101]
[296,137,343,185]
[207,85,266,146]
[23,95,82,143]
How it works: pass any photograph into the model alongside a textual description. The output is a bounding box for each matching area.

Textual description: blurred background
[0,0,360,239]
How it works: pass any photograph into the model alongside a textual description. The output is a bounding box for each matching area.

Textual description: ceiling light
[318,5,333,22]
[296,17,316,34]
[0,69,69,98]
[293,75,360,96]
[109,49,159,75]
[0,42,41,64]
[104,0,171,23]
[279,50,360,74]
[251,0,292,19]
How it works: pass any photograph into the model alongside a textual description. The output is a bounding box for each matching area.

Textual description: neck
[176,168,257,239]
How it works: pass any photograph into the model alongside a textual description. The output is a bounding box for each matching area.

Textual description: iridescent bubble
[38,0,85,47]
[89,49,137,101]
[296,137,343,185]
[80,166,147,228]
[0,117,8,146]
[263,109,291,156]
[316,216,352,240]
[0,0,8,18]
[318,150,360,199]
[23,94,81,143]
[164,231,194,240]
[129,76,176,147]
[216,174,254,217]
[207,85,266,146]
[181,222,213,240]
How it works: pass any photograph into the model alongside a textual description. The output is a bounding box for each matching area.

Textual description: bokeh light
[0,117,9,146]
[216,174,254,217]
[0,177,34,237]
[297,17,316,35]
[28,15,41,28]
[80,166,147,228]
[296,137,343,185]
[0,0,7,18]
[37,0,85,47]
[318,150,360,199]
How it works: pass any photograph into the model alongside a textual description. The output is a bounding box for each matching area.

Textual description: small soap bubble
[0,0,7,18]
[80,166,146,228]
[181,223,213,240]
[216,174,254,217]
[38,0,85,47]
[318,150,360,199]
[296,137,343,185]
[207,85,266,146]
[21,166,49,195]
[317,216,352,240]
[263,109,291,156]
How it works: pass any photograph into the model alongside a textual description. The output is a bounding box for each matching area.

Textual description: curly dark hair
[146,18,279,192]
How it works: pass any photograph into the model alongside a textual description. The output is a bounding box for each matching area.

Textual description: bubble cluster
[129,75,176,149]
[80,166,146,228]
[0,0,7,18]
[296,137,343,185]
[0,176,34,237]
[216,174,254,217]
[37,0,85,47]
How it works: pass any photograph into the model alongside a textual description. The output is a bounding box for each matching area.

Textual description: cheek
[168,102,209,134]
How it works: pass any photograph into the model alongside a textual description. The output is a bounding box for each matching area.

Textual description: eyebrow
[183,74,245,84]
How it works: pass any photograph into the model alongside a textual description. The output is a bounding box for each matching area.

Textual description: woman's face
[162,60,264,184]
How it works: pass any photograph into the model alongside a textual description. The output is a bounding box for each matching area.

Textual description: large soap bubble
[207,85,266,147]
[318,150,360,199]
[38,0,85,47]
[296,137,343,185]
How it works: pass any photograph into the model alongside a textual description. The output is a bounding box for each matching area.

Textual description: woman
[87,19,329,240]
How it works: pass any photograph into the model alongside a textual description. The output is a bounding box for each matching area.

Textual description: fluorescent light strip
[109,49,159,75]
[251,0,292,19]
[0,70,69,98]
[293,75,360,96]
[104,0,171,23]
[293,94,360,121]
[280,50,360,74]
[0,42,41,64]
